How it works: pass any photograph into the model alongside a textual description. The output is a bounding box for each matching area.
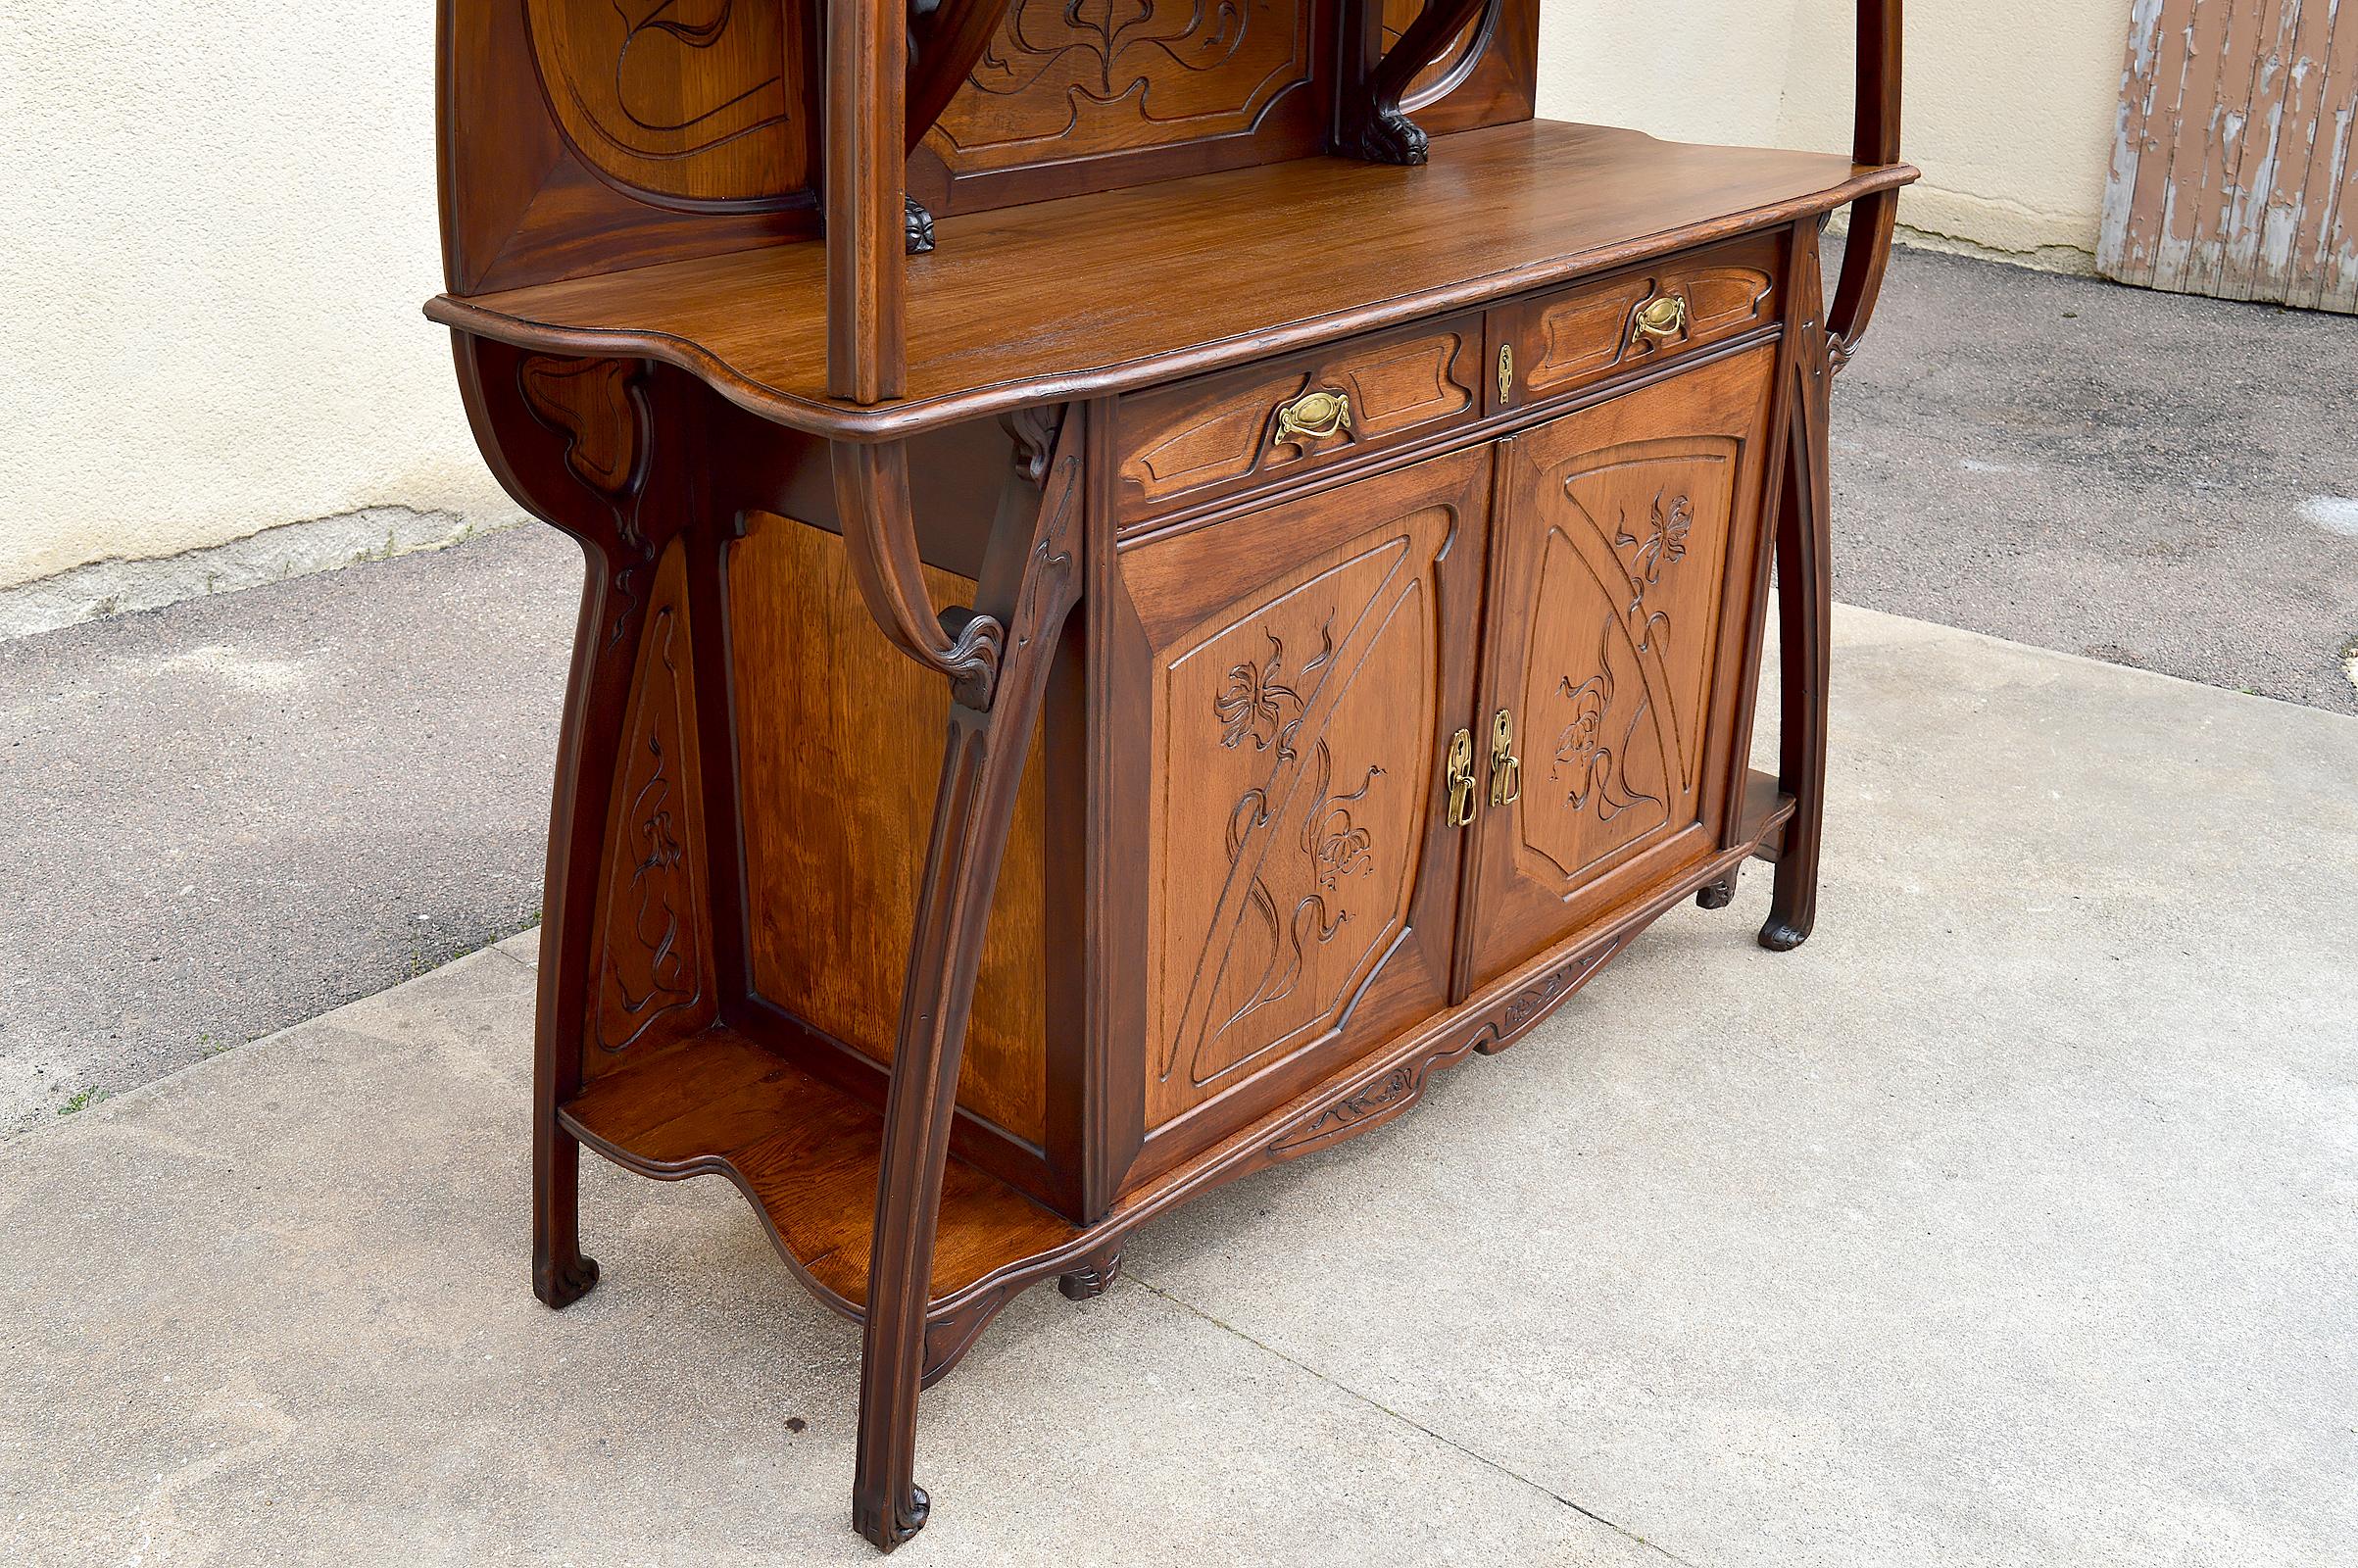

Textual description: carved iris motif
[1615,490,1692,646]
[1213,617,1333,752]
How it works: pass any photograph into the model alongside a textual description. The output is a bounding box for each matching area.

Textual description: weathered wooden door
[1455,345,1777,996]
[2100,0,2358,313]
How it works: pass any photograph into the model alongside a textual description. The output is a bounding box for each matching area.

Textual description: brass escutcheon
[1634,292,1689,344]
[1488,708,1522,808]
[1274,387,1352,443]
[1498,342,1515,405]
[1445,728,1478,828]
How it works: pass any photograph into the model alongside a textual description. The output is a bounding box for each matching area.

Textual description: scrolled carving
[519,356,658,650]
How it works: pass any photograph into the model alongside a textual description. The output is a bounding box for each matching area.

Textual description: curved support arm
[1827,0,1902,371]
[830,440,1006,710]
[906,0,1013,154]
[1338,0,1491,165]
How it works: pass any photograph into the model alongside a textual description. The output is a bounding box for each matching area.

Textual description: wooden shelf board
[562,1026,1080,1317]
[429,120,1915,440]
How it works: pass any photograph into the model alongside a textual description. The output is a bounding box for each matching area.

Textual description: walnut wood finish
[1107,447,1491,1183]
[1339,0,1496,164]
[1495,232,1784,415]
[1762,232,1835,952]
[429,121,1916,439]
[1457,344,1777,993]
[728,516,1054,1152]
[433,2,1911,1548]
[1828,0,1903,371]
[1112,315,1482,522]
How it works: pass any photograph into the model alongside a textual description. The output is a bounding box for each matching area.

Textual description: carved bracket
[829,405,1072,712]
[518,355,664,649]
[1338,0,1492,165]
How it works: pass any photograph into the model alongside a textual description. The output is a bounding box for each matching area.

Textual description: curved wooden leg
[1762,285,1834,954]
[848,417,1083,1552]
[532,538,645,1308]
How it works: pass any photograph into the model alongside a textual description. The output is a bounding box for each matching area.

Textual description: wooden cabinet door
[1457,343,1778,994]
[1103,446,1492,1187]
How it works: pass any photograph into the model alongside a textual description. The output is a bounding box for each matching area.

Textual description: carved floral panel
[1515,438,1738,886]
[933,0,1317,172]
[1147,513,1448,1129]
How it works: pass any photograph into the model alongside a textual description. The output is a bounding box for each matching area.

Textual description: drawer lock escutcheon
[1498,343,1514,405]
[1445,729,1478,828]
[1274,388,1352,444]
[1489,708,1522,808]
[1634,292,1689,346]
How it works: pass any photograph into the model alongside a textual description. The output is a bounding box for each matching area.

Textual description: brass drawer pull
[1274,388,1352,444]
[1634,292,1688,344]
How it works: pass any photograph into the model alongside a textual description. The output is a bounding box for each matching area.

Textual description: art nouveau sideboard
[428,0,1912,1547]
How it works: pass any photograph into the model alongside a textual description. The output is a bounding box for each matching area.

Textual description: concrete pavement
[5,607,2351,1567]
[5,240,2354,1136]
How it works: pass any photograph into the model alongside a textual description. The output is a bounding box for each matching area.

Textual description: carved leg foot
[1343,108,1431,166]
[533,1125,599,1308]
[1696,868,1741,910]
[1057,1249,1125,1301]
[533,1252,601,1310]
[854,1484,930,1552]
[1758,916,1812,953]
[905,197,936,257]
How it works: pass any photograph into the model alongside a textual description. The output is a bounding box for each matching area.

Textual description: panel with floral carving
[1517,439,1738,884]
[586,538,715,1072]
[1457,344,1775,995]
[1114,449,1489,1146]
[932,0,1317,173]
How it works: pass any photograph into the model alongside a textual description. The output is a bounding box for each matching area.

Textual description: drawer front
[1114,317,1484,524]
[1496,233,1784,415]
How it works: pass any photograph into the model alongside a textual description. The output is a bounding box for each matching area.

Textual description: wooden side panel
[1107,447,1491,1171]
[728,514,1052,1147]
[584,536,718,1075]
[1459,344,1776,994]
[439,0,821,296]
[524,0,811,201]
[2101,0,2358,314]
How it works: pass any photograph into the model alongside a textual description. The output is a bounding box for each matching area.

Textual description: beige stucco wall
[0,3,516,602]
[4,1,2131,603]
[1542,0,2132,270]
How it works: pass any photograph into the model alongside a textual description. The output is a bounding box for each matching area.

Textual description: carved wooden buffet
[429,0,1913,1548]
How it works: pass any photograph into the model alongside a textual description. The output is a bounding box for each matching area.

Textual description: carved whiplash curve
[931,0,1316,171]
[1152,514,1446,1120]
[526,0,805,203]
[1386,0,1500,110]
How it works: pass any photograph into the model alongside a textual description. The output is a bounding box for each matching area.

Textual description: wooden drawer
[1495,233,1785,414]
[1113,316,1484,524]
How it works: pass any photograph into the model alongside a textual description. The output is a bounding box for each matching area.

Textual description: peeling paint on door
[2100,0,2358,314]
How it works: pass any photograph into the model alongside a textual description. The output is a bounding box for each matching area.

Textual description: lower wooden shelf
[562,1028,1082,1318]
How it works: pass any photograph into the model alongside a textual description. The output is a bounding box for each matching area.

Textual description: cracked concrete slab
[3,607,2350,1565]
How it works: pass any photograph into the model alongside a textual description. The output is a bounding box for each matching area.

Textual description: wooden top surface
[428,120,1915,440]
